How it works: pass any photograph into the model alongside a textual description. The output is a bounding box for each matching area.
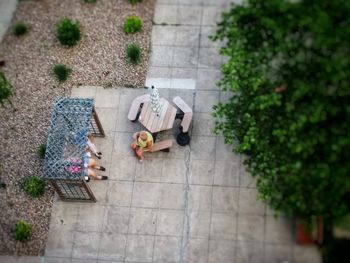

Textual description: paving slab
[159,183,186,209]
[237,214,265,243]
[210,212,237,240]
[187,185,212,211]
[177,5,203,25]
[103,206,129,234]
[132,182,161,208]
[153,236,182,263]
[185,211,211,238]
[198,47,223,68]
[208,240,235,263]
[175,26,200,47]
[189,159,215,185]
[264,243,293,263]
[128,208,157,235]
[156,209,184,236]
[214,160,240,187]
[212,186,239,213]
[239,188,266,215]
[235,241,264,263]
[125,235,154,262]
[183,238,208,263]
[98,233,126,261]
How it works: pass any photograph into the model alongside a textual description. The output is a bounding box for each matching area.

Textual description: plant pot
[296,219,314,245]
[296,217,324,245]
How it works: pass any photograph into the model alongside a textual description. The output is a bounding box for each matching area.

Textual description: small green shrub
[13,220,32,242]
[56,18,81,46]
[126,43,141,64]
[84,0,96,3]
[38,144,46,159]
[13,21,29,36]
[124,16,143,34]
[129,0,142,4]
[0,71,14,106]
[53,64,72,83]
[23,176,45,197]
[0,181,6,189]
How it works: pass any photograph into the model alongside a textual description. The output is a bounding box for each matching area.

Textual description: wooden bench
[128,94,150,121]
[150,139,173,152]
[172,96,193,133]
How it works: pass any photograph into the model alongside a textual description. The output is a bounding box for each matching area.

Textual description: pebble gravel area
[0,0,155,255]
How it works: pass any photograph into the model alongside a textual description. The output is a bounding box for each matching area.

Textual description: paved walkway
[0,0,17,41]
[0,0,322,263]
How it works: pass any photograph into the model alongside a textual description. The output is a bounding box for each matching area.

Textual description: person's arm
[131,132,140,148]
[145,140,153,151]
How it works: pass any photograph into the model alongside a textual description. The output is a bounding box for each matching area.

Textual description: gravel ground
[0,0,155,255]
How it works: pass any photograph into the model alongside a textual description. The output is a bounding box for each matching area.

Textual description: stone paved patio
[0,0,322,262]
[40,85,320,263]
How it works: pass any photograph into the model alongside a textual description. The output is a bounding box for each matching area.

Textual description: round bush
[126,43,141,64]
[84,0,96,3]
[13,21,28,37]
[23,176,45,197]
[56,18,81,46]
[38,143,46,159]
[53,64,72,83]
[124,16,143,34]
[13,220,32,242]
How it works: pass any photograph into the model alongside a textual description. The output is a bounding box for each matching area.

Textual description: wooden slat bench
[128,94,150,121]
[150,139,173,152]
[172,96,193,133]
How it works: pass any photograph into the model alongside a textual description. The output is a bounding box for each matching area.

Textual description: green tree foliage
[212,0,350,223]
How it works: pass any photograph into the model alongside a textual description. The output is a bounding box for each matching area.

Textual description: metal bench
[172,96,193,146]
[127,94,150,122]
[150,139,173,152]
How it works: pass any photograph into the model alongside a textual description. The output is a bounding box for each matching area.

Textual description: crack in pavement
[179,91,196,263]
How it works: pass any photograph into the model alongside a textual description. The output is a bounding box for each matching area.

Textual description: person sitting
[131,131,154,162]
[64,152,108,182]
[83,151,108,181]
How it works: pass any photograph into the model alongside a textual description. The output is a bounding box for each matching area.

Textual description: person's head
[139,131,148,141]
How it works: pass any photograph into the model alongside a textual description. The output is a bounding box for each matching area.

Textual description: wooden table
[138,98,177,134]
